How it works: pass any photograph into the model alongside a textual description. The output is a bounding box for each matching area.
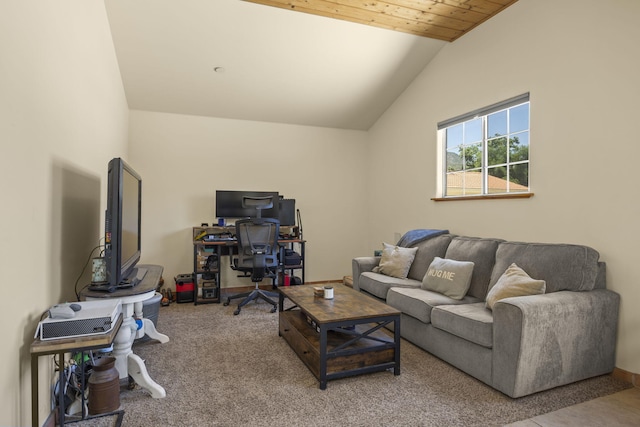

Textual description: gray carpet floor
[69,298,631,426]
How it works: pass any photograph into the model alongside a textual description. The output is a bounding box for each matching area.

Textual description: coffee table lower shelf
[279,310,400,389]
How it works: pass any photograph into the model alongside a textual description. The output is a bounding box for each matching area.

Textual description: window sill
[431,193,534,202]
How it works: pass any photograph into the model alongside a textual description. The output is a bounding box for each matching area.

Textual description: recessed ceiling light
[213,67,225,73]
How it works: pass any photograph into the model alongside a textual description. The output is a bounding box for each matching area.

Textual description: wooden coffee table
[278,284,401,389]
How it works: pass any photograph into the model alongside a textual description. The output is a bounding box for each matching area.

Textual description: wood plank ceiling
[244,0,518,42]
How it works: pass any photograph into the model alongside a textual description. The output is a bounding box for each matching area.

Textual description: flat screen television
[215,190,279,219]
[102,158,145,291]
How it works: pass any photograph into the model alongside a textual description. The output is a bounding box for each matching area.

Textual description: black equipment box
[202,286,217,299]
[284,249,301,266]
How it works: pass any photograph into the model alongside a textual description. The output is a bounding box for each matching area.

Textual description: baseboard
[43,409,56,427]
[612,367,640,387]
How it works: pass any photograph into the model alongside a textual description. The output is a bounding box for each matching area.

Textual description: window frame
[434,93,533,201]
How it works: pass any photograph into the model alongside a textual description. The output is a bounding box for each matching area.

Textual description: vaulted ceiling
[105,0,517,130]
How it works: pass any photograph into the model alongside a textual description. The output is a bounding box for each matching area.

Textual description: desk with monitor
[192,225,305,305]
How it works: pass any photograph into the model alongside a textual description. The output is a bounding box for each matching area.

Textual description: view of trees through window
[443,100,530,196]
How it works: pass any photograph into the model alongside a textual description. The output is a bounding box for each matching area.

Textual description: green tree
[509,136,528,162]
[453,135,528,186]
[462,144,482,170]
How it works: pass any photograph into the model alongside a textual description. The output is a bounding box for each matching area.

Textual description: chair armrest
[492,289,620,398]
[351,257,381,291]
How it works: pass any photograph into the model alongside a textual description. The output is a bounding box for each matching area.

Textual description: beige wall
[0,1,129,425]
[127,110,369,289]
[367,0,640,375]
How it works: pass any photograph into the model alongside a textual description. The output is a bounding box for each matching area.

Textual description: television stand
[87,267,149,292]
[125,266,148,286]
[80,264,168,398]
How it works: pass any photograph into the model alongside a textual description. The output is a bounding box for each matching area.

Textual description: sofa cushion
[486,263,546,310]
[387,287,481,324]
[431,303,494,348]
[444,236,504,300]
[422,257,474,300]
[406,234,454,282]
[374,243,418,279]
[359,272,420,300]
[489,242,600,293]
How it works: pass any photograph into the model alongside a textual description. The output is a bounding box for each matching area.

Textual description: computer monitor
[103,158,145,291]
[215,190,279,219]
[278,199,296,226]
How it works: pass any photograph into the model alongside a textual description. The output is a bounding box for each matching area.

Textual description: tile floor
[507,387,640,426]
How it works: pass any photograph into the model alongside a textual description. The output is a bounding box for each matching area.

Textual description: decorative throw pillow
[422,257,475,300]
[373,243,418,279]
[485,263,546,310]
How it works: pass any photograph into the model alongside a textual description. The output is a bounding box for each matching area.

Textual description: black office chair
[223,197,281,315]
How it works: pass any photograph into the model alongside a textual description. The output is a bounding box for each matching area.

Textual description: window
[438,94,530,198]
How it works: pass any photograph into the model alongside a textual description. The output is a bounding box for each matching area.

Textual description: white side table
[82,264,168,398]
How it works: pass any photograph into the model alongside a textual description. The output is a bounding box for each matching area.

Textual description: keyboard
[204,235,235,241]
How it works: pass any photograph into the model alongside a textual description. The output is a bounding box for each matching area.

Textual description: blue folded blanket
[397,229,449,247]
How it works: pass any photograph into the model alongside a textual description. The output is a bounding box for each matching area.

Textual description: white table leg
[113,311,136,380]
[127,353,166,398]
[134,301,145,340]
[142,318,169,343]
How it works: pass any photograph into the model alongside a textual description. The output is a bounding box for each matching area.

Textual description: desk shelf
[193,227,225,304]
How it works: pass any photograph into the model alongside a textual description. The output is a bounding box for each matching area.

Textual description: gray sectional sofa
[352,231,620,398]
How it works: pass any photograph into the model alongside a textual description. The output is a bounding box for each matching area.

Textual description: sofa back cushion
[444,236,504,299]
[594,262,607,289]
[406,234,454,282]
[489,242,601,293]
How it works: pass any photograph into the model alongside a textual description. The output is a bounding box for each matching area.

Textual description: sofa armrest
[352,257,381,291]
[492,289,620,398]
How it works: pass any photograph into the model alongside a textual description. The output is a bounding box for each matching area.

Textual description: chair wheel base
[225,287,278,315]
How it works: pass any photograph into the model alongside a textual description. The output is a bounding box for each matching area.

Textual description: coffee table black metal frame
[278,285,401,390]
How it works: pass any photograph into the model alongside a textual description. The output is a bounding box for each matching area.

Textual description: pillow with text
[422,257,474,300]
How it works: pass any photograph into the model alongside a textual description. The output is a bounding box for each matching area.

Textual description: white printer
[35,299,122,340]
